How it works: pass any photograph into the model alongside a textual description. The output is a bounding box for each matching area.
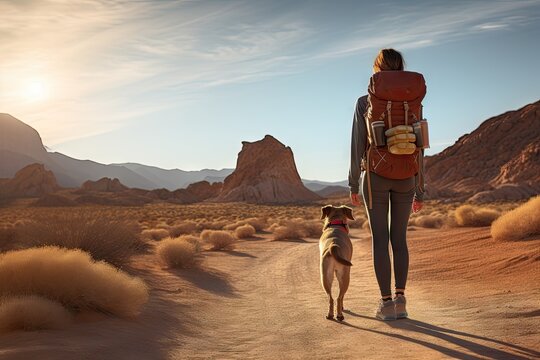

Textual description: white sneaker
[394,294,408,319]
[375,299,396,321]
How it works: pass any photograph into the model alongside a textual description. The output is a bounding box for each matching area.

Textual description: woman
[348,48,424,321]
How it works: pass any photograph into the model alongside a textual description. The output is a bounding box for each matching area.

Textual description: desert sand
[0,225,538,360]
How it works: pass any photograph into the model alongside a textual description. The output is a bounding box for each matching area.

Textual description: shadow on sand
[170,267,237,297]
[341,310,540,360]
[221,249,257,258]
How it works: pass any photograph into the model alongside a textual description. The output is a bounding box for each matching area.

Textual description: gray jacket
[348,95,425,201]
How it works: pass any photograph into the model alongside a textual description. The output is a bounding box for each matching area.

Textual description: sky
[1,0,539,182]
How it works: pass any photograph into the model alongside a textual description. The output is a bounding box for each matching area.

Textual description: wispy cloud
[0,0,539,146]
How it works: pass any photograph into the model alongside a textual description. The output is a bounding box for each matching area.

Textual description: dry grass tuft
[0,295,72,332]
[234,224,256,239]
[410,215,444,228]
[157,237,200,268]
[203,230,235,250]
[271,218,322,241]
[0,225,15,252]
[141,228,170,242]
[169,221,197,237]
[491,196,540,241]
[15,211,143,268]
[0,246,149,318]
[455,205,501,227]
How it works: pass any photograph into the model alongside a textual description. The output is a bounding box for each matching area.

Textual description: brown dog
[319,205,354,321]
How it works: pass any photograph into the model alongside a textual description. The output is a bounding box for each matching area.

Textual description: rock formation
[0,163,60,197]
[214,135,321,203]
[80,178,129,192]
[425,100,540,202]
[186,181,223,201]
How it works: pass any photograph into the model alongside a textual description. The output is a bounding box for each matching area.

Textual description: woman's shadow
[341,310,539,360]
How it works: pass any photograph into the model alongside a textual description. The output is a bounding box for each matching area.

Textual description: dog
[319,205,354,321]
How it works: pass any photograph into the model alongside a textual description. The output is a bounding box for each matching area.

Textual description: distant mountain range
[0,113,347,192]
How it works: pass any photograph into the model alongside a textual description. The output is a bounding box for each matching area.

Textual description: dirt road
[0,228,538,359]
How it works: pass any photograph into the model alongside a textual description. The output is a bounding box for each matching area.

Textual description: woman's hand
[412,199,423,213]
[350,193,362,207]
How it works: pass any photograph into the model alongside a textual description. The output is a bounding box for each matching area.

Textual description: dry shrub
[412,215,444,228]
[0,225,15,252]
[157,238,199,268]
[455,205,501,227]
[197,220,228,231]
[234,224,256,239]
[271,218,322,241]
[491,196,540,241]
[223,221,244,231]
[0,295,72,332]
[204,230,235,250]
[16,211,143,268]
[200,229,212,242]
[243,217,267,232]
[169,221,197,237]
[0,246,149,318]
[141,228,170,241]
[176,235,202,252]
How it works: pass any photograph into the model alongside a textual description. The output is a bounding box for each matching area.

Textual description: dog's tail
[330,245,353,266]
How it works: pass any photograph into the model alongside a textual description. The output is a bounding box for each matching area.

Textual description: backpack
[363,71,427,207]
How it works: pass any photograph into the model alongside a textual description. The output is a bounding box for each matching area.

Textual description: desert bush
[0,225,15,252]
[15,211,143,268]
[141,228,170,242]
[411,215,444,228]
[157,237,199,268]
[491,196,540,241]
[0,246,149,318]
[0,295,72,332]
[223,221,244,231]
[455,205,501,227]
[203,230,235,250]
[271,218,322,240]
[176,235,202,252]
[169,221,197,237]
[234,224,256,239]
[197,220,228,231]
[243,217,267,232]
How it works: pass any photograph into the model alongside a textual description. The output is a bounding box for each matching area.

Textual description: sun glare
[23,80,49,102]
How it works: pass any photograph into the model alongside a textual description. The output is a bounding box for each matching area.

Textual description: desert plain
[0,198,538,360]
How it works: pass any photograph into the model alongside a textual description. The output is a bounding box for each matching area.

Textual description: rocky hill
[425,100,540,202]
[214,135,321,203]
[0,163,60,198]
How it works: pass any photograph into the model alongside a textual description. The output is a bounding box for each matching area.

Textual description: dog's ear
[341,206,355,220]
[320,205,333,220]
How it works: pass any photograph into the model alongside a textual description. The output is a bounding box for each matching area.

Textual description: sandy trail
[0,227,539,359]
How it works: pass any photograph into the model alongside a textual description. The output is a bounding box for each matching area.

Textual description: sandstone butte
[214,135,321,204]
[425,100,540,202]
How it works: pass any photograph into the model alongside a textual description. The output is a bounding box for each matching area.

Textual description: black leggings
[361,172,415,297]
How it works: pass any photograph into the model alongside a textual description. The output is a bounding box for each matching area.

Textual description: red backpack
[363,71,427,207]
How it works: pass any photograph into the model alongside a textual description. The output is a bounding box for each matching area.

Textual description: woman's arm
[348,95,368,195]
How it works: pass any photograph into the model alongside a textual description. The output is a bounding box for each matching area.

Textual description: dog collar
[325,220,349,234]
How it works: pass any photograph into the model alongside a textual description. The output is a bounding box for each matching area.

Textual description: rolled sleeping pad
[389,142,416,155]
[385,125,413,137]
[387,133,416,146]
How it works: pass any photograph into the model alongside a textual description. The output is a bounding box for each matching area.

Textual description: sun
[23,80,49,102]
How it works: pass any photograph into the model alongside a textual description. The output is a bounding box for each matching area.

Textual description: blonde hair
[373,48,405,73]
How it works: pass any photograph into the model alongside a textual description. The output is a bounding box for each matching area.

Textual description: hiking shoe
[394,294,408,319]
[375,299,396,321]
